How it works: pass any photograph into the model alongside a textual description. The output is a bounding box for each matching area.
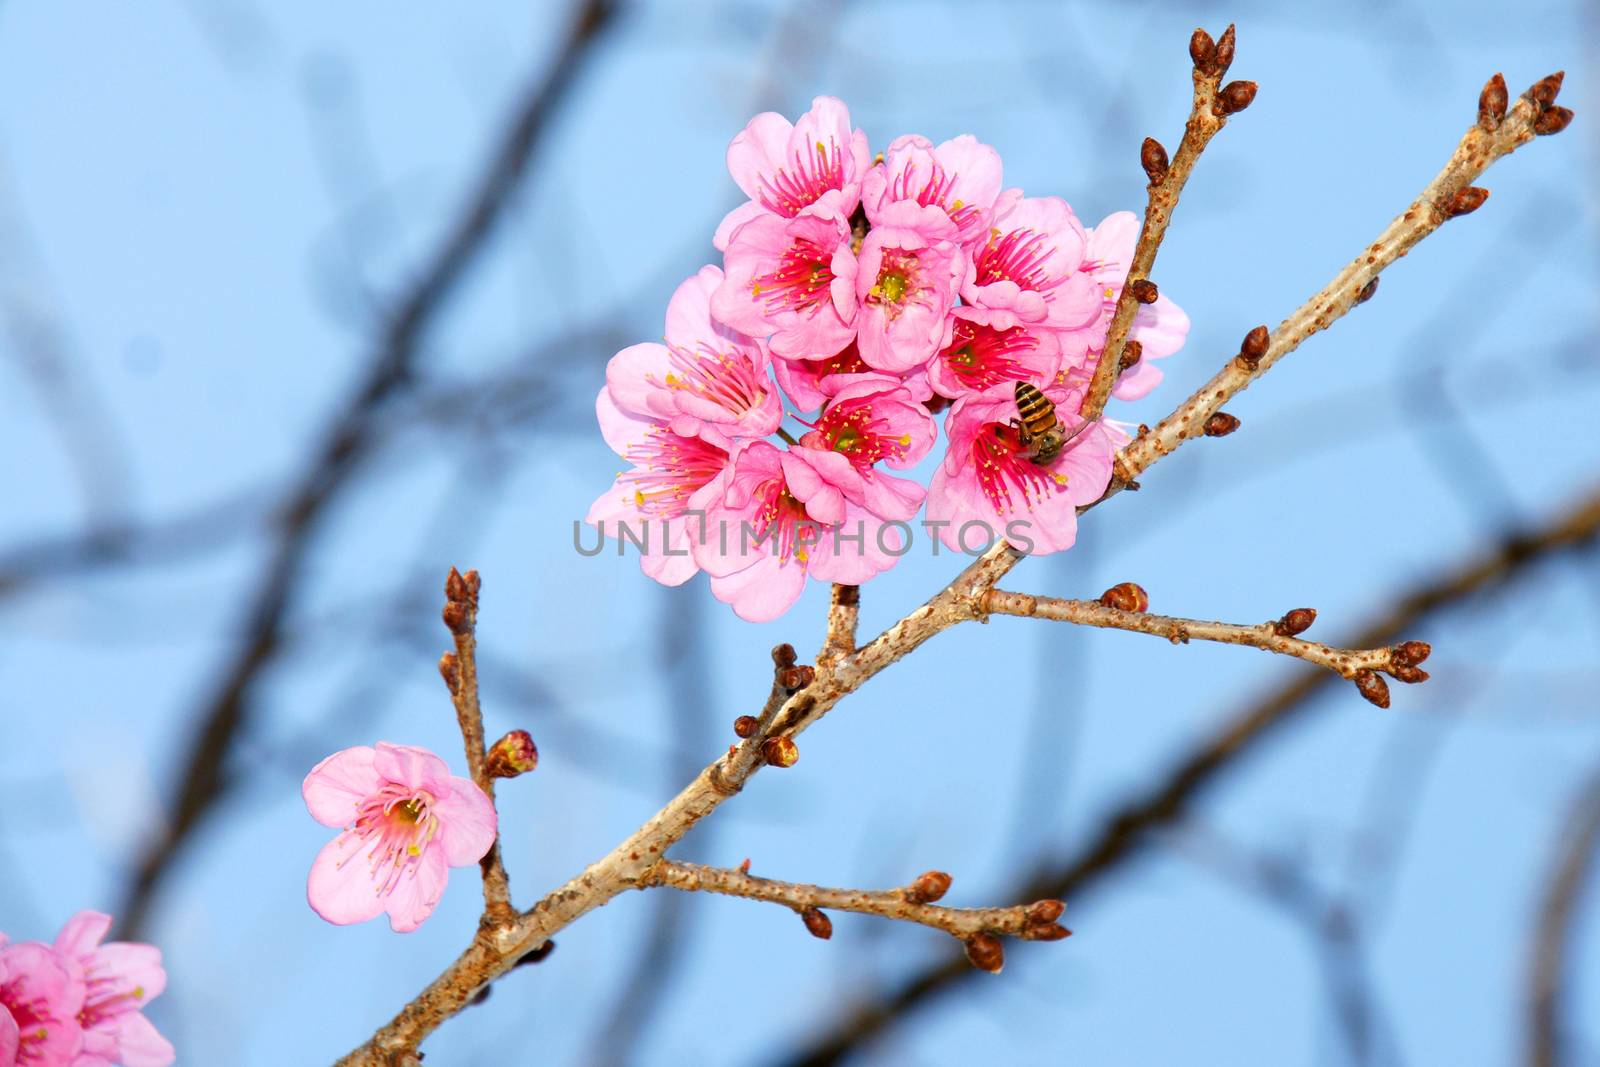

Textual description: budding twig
[981,589,1430,701]
[442,567,514,921]
[1079,23,1245,423]
[820,583,861,665]
[642,861,1069,950]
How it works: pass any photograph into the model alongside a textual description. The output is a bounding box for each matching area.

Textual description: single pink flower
[1078,211,1191,399]
[302,742,497,934]
[0,939,85,1066]
[925,382,1122,556]
[963,193,1100,331]
[52,913,173,1067]
[712,211,858,361]
[861,133,1004,249]
[713,96,871,252]
[690,441,907,621]
[586,389,730,586]
[929,305,1062,400]
[854,201,965,373]
[606,266,783,445]
[791,379,937,521]
[771,341,931,413]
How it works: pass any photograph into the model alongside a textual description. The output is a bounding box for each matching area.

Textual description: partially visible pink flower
[713,211,858,361]
[771,342,931,412]
[862,134,1004,249]
[0,939,85,1066]
[925,382,1122,556]
[690,441,907,621]
[302,742,497,934]
[1079,211,1191,400]
[53,913,173,1067]
[963,194,1100,331]
[929,305,1061,400]
[854,201,965,373]
[606,266,782,445]
[714,96,871,252]
[791,379,937,520]
[586,389,730,586]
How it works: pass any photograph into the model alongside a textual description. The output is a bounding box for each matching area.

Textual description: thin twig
[1527,756,1600,1067]
[820,584,861,665]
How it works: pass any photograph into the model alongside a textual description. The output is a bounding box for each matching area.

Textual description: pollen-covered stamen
[622,430,728,517]
[749,478,818,564]
[752,238,835,314]
[867,249,923,318]
[937,319,1042,392]
[975,227,1057,293]
[815,397,913,469]
[652,343,769,418]
[1,978,56,1059]
[340,783,441,897]
[973,421,1070,514]
[819,344,869,376]
[757,137,847,217]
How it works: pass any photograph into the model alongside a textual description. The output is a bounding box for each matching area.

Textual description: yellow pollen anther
[407,843,420,856]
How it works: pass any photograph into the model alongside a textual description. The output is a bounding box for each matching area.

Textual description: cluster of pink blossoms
[0,913,173,1067]
[588,98,1189,621]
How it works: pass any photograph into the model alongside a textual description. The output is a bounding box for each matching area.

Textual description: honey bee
[1011,381,1079,465]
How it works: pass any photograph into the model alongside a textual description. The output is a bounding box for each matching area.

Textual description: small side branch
[440,567,514,921]
[983,589,1431,707]
[820,584,860,665]
[644,860,1069,964]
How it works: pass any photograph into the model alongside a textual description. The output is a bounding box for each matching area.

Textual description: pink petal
[306,834,387,927]
[712,199,766,253]
[0,1009,18,1065]
[726,110,796,202]
[382,847,450,934]
[90,942,167,1003]
[372,743,452,795]
[301,746,381,828]
[54,911,112,959]
[709,555,807,623]
[594,388,655,458]
[106,1011,175,1067]
[434,777,498,868]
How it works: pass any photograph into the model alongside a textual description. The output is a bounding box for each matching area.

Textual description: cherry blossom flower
[854,201,965,373]
[770,342,930,413]
[963,193,1101,332]
[790,379,937,520]
[861,133,1004,249]
[712,211,858,361]
[52,912,173,1067]
[925,381,1123,556]
[302,742,497,933]
[928,305,1062,400]
[1079,211,1191,399]
[713,96,871,252]
[606,266,782,445]
[0,938,84,1066]
[690,441,907,621]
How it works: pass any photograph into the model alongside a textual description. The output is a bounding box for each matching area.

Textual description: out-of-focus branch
[1527,756,1600,1067]
[775,484,1600,1067]
[116,0,619,940]
[982,589,1431,707]
[643,861,1069,961]
[1080,24,1249,421]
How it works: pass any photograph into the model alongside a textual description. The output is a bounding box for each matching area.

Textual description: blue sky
[2,1,1596,1064]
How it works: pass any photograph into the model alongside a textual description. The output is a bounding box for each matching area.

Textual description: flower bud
[1239,325,1270,366]
[1189,28,1217,74]
[445,566,470,602]
[906,870,952,904]
[1274,608,1316,636]
[762,736,799,768]
[1354,669,1391,708]
[1140,137,1170,184]
[964,933,1005,973]
[801,906,833,940]
[733,715,760,739]
[1026,899,1065,924]
[1025,923,1072,942]
[1217,80,1258,115]
[1528,71,1564,109]
[738,857,751,873]
[1214,24,1237,75]
[1129,279,1159,305]
[485,729,538,779]
[514,940,556,967]
[1355,277,1380,305]
[1393,640,1432,666]
[772,643,797,669]
[1534,106,1574,136]
[1445,187,1489,218]
[1392,665,1430,684]
[438,651,460,694]
[442,600,468,634]
[1203,412,1240,437]
[1478,72,1508,131]
[1118,340,1144,373]
[779,664,816,691]
[1099,582,1149,613]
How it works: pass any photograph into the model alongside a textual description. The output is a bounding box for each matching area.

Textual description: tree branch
[1526,756,1600,1067]
[820,583,861,665]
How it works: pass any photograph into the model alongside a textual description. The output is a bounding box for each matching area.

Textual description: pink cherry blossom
[53,913,173,1067]
[712,211,858,361]
[791,379,937,521]
[854,201,965,373]
[302,742,497,933]
[771,342,931,413]
[586,389,730,586]
[714,96,871,252]
[690,441,907,621]
[929,305,1063,400]
[606,266,783,445]
[0,939,84,1066]
[963,193,1101,332]
[1079,211,1191,399]
[862,134,1004,249]
[925,382,1123,556]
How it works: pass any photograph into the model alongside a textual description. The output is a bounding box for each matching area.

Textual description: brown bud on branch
[441,601,468,634]
[1478,73,1508,131]
[1203,412,1241,437]
[1392,640,1432,667]
[438,652,460,695]
[1445,187,1489,218]
[1026,899,1065,925]
[733,715,759,739]
[801,906,833,940]
[1354,669,1391,709]
[485,730,538,779]
[1189,28,1217,74]
[1118,340,1144,374]
[1214,24,1236,76]
[1274,608,1317,637]
[778,665,815,691]
[1534,107,1574,136]
[1100,582,1149,613]
[1239,325,1269,367]
[964,933,1005,973]
[762,736,799,768]
[1355,277,1380,305]
[1217,80,1258,115]
[1129,279,1159,305]
[1528,71,1564,109]
[906,870,952,904]
[1141,137,1170,185]
[771,643,797,669]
